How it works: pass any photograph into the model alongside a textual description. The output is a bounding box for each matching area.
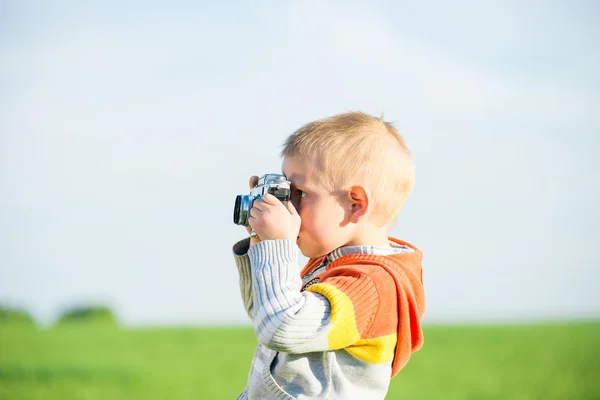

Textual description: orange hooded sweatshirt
[300,237,426,376]
[233,236,425,399]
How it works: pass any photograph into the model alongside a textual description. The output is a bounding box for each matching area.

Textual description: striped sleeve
[247,240,381,355]
[233,238,255,321]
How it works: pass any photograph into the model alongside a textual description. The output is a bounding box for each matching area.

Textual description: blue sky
[1,0,598,326]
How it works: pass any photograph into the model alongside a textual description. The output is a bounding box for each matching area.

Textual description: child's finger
[252,199,266,211]
[261,193,279,205]
[250,205,263,218]
[248,176,259,189]
[286,200,299,216]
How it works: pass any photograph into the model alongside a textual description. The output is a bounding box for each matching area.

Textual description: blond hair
[281,111,415,227]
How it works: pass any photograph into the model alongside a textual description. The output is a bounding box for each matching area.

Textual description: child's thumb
[287,200,298,216]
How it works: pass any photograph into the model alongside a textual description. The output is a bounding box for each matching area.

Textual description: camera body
[233,174,291,228]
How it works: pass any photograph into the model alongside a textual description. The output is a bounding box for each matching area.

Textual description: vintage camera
[233,174,291,228]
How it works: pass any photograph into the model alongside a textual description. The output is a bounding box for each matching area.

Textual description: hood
[382,237,426,376]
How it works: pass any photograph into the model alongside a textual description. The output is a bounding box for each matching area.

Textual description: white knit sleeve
[247,239,334,354]
[233,238,255,322]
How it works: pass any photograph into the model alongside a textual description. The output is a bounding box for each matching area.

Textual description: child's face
[282,155,351,258]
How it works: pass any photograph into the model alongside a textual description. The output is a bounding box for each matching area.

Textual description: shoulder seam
[361,271,381,338]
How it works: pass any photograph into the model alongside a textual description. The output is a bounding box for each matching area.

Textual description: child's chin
[298,245,322,259]
[297,243,310,257]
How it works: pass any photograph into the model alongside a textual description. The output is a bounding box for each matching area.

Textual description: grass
[0,321,598,399]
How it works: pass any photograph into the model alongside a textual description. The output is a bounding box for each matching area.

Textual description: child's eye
[297,190,306,199]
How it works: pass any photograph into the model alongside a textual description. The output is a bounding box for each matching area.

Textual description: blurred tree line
[0,304,118,327]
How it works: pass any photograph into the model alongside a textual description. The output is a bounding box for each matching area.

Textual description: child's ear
[347,186,369,223]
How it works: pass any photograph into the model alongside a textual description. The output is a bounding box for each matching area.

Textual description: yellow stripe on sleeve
[345,333,397,364]
[307,282,397,364]
[306,282,360,349]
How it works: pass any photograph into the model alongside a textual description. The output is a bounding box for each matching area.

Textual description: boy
[233,112,425,399]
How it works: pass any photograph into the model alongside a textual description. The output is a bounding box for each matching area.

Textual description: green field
[1,322,598,399]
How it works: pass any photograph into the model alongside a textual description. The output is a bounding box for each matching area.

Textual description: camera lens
[234,195,242,224]
[233,195,251,226]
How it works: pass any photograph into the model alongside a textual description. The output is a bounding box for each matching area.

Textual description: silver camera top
[251,174,291,197]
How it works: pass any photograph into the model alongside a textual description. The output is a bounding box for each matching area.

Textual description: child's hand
[246,176,261,247]
[249,193,301,242]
